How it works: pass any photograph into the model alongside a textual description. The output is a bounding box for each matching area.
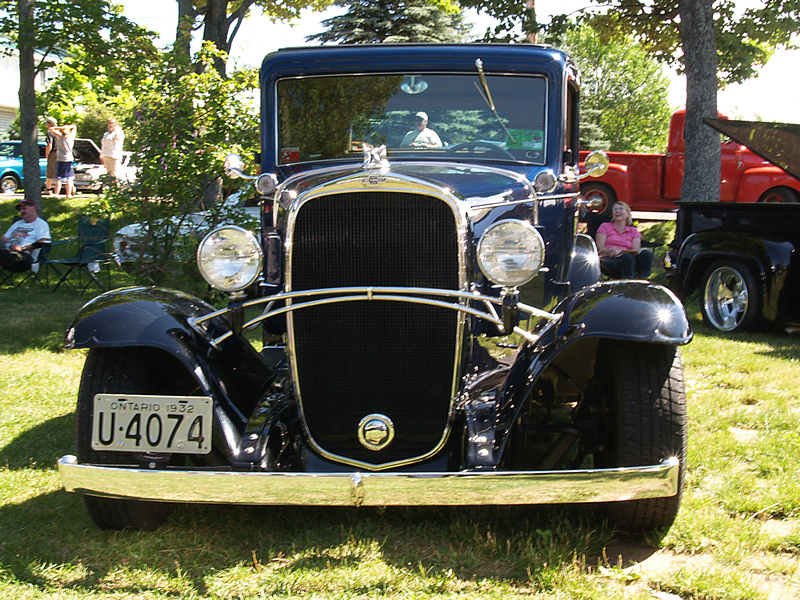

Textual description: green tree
[37,43,144,147]
[96,45,259,291]
[464,0,800,202]
[553,24,672,153]
[306,0,470,44]
[0,0,155,213]
[174,0,333,76]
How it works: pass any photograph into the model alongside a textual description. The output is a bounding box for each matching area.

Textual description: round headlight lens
[197,226,263,292]
[477,220,545,287]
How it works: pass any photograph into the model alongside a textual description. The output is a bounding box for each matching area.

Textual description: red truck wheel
[757,186,799,203]
[580,182,615,218]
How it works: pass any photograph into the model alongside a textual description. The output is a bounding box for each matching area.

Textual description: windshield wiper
[474,59,516,144]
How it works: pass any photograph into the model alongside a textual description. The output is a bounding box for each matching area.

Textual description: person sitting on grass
[0,199,51,273]
[595,201,652,279]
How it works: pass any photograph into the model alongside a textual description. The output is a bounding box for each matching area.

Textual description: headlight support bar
[188,287,563,349]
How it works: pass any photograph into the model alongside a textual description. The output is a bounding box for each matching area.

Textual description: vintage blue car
[0,141,46,193]
[58,44,692,534]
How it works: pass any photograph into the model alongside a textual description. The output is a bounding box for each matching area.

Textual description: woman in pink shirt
[595,201,652,278]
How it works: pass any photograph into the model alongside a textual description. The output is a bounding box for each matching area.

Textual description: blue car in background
[0,141,46,194]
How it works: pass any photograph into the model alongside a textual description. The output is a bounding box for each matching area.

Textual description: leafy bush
[89,44,260,295]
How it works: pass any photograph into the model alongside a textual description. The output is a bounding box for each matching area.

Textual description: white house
[0,49,57,138]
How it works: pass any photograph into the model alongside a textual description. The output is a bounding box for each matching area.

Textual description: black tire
[701,260,761,332]
[757,186,799,203]
[597,341,687,534]
[1,174,20,194]
[76,347,175,530]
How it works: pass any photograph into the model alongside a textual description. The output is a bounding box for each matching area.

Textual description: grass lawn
[0,210,798,599]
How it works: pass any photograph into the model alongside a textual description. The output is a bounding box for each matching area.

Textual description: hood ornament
[362,144,389,171]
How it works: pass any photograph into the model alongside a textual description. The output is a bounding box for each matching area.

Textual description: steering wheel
[444,142,515,160]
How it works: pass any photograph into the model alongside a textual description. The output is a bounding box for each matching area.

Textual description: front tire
[1,174,19,194]
[597,341,687,534]
[701,260,761,332]
[76,348,176,530]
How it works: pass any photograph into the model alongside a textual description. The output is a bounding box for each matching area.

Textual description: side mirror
[223,154,247,179]
[581,150,610,179]
[224,152,278,197]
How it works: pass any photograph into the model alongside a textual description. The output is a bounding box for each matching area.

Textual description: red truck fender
[735,167,800,203]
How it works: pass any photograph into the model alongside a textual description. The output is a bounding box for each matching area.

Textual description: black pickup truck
[667,119,800,333]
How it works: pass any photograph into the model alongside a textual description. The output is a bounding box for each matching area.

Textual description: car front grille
[288,191,461,467]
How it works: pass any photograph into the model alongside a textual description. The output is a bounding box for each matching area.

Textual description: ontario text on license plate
[92,394,212,454]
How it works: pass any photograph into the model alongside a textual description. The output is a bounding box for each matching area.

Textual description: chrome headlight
[477,220,545,287]
[197,226,263,292]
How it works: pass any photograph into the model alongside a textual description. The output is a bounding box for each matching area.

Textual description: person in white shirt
[401,111,442,148]
[0,200,51,273]
[101,118,125,182]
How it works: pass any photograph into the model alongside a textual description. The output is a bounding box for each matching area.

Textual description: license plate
[92,394,212,454]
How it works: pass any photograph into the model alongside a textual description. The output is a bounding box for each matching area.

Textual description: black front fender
[493,280,691,457]
[554,280,692,346]
[66,287,219,365]
[65,287,275,428]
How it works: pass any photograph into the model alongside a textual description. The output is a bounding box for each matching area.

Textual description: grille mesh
[290,192,460,465]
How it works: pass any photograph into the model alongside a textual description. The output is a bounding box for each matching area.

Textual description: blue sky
[120,0,800,123]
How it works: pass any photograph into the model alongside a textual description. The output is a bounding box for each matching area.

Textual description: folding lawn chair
[47,215,113,294]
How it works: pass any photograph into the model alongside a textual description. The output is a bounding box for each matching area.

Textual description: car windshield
[0,143,22,159]
[276,73,547,165]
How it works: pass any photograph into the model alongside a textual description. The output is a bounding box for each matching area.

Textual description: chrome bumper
[58,455,679,506]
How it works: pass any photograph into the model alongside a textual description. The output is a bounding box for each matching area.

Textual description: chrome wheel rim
[704,266,748,331]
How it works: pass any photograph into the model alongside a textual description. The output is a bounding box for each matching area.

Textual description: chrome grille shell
[284,172,469,470]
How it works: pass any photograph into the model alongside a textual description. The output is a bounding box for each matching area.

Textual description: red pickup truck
[579,109,800,216]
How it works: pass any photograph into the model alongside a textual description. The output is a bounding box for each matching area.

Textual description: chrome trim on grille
[59,455,680,506]
[284,179,468,470]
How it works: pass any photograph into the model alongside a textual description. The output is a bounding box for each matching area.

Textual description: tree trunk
[175,0,195,65]
[679,0,719,203]
[17,0,42,213]
[200,0,229,77]
[524,0,538,43]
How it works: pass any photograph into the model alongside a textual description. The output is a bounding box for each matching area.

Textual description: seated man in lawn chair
[0,199,51,276]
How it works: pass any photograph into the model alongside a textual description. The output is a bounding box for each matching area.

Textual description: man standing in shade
[44,117,58,195]
[51,123,77,198]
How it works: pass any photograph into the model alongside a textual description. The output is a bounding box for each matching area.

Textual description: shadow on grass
[0,490,661,597]
[0,413,74,470]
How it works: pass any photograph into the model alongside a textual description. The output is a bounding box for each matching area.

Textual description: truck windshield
[276,73,547,165]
